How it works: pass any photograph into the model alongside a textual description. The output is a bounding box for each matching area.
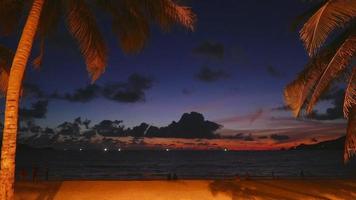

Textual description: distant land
[290,136,344,150]
[13,136,346,152]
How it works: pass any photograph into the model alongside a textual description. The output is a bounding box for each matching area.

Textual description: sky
[0,0,347,149]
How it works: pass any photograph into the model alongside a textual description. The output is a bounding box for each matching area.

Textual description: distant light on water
[224,148,228,152]
[118,148,121,152]
[79,148,83,151]
[166,148,170,152]
[104,148,108,152]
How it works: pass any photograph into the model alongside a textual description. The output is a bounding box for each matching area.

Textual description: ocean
[15,149,356,180]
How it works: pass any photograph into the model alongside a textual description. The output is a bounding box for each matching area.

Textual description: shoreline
[15,179,356,200]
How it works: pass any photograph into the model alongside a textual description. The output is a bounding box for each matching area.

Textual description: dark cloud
[311,137,318,143]
[193,41,224,59]
[145,112,222,139]
[20,100,48,120]
[266,65,284,78]
[309,88,344,120]
[271,105,290,111]
[101,73,153,103]
[51,85,100,103]
[195,66,229,82]
[182,88,194,95]
[23,83,45,98]
[224,133,254,141]
[243,133,254,141]
[50,73,153,103]
[258,135,268,139]
[270,134,290,141]
[93,120,126,137]
[47,112,222,140]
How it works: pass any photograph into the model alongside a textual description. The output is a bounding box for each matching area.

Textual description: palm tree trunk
[0,0,44,199]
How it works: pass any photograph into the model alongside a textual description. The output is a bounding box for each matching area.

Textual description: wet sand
[15,179,356,200]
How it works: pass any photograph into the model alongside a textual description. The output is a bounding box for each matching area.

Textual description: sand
[14,179,356,200]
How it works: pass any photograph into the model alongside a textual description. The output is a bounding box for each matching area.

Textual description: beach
[15,179,356,200]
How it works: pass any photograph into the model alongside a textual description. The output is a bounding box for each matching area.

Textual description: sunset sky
[0,0,346,149]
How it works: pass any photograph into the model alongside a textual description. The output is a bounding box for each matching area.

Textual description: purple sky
[0,0,346,146]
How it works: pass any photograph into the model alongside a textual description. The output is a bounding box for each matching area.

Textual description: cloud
[193,41,224,59]
[195,66,229,82]
[102,73,153,103]
[182,88,194,95]
[51,73,153,103]
[309,88,344,120]
[221,132,257,141]
[266,65,284,78]
[20,100,48,120]
[51,85,100,103]
[217,109,264,125]
[23,83,46,98]
[270,134,290,141]
[145,112,222,139]
[271,105,290,112]
[243,134,255,141]
[249,109,264,124]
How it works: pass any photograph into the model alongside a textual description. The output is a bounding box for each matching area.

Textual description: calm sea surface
[15,149,356,180]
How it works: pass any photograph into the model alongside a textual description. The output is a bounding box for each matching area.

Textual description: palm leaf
[96,0,150,54]
[284,79,306,117]
[97,0,195,53]
[300,0,356,56]
[32,38,45,69]
[306,33,356,113]
[65,0,107,82]
[0,0,24,35]
[141,0,196,31]
[0,45,14,96]
[344,106,356,162]
[38,0,61,37]
[284,57,326,117]
[344,67,356,118]
[32,0,62,69]
[290,0,327,32]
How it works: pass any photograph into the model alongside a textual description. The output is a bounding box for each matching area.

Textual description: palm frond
[33,0,62,69]
[344,106,356,163]
[32,38,45,69]
[0,45,14,96]
[284,79,305,117]
[65,0,107,82]
[284,57,325,117]
[300,0,356,56]
[306,33,356,113]
[344,67,356,118]
[97,0,195,53]
[141,0,196,31]
[96,0,150,54]
[0,0,24,35]
[38,0,61,37]
[290,0,327,32]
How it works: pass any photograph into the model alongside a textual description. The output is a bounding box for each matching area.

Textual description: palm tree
[0,0,196,199]
[284,0,356,163]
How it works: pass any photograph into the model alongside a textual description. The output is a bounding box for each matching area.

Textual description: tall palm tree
[284,0,356,163]
[0,0,195,199]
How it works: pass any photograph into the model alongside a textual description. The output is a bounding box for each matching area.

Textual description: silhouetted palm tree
[0,45,14,96]
[0,0,195,199]
[284,0,356,162]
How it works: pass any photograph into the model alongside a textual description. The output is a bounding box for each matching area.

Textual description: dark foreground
[16,149,356,180]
